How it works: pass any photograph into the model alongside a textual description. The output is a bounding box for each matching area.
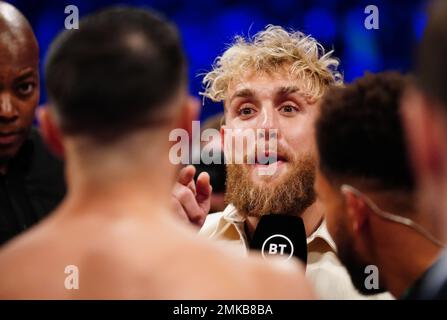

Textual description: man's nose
[0,93,19,122]
[257,107,279,141]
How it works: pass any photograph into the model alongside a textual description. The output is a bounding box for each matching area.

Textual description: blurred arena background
[9,0,427,121]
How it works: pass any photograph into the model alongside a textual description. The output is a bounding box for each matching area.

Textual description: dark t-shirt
[0,128,66,246]
[401,250,447,300]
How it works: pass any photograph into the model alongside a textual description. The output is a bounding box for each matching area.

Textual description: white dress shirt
[200,204,394,300]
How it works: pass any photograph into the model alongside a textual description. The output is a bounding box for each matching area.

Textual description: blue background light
[7,0,428,121]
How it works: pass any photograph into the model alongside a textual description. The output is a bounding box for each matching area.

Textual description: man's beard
[225,150,316,218]
[333,218,386,295]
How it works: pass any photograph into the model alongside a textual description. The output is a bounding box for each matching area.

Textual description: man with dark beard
[314,72,443,299]
[200,25,391,299]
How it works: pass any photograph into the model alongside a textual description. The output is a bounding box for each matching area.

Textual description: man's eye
[17,82,35,96]
[238,106,256,117]
[279,104,298,113]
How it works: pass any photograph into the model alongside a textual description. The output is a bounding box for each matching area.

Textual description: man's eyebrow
[276,86,301,97]
[15,69,38,82]
[229,88,254,103]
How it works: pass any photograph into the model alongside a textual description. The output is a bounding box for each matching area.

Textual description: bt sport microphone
[249,215,307,266]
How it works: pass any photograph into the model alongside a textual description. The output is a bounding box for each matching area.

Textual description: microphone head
[249,215,307,265]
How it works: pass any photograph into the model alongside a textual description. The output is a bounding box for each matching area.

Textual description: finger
[172,197,189,223]
[175,184,204,225]
[187,178,196,196]
[177,165,196,186]
[172,181,192,198]
[196,172,212,221]
[196,171,212,200]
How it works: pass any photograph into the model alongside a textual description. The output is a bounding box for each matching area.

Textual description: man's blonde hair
[201,25,343,102]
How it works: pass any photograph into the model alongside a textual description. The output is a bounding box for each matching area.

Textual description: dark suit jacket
[0,128,66,246]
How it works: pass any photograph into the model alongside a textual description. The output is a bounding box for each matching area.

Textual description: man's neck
[374,223,442,298]
[245,200,324,239]
[60,134,175,220]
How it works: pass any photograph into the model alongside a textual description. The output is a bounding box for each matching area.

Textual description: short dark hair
[45,6,186,140]
[416,0,447,112]
[316,72,414,191]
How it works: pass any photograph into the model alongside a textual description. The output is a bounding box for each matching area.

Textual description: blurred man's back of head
[317,72,414,197]
[45,6,186,143]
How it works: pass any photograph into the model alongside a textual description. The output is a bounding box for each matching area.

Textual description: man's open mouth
[254,152,287,166]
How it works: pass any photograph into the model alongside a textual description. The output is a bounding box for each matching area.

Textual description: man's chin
[226,154,316,218]
[0,145,21,160]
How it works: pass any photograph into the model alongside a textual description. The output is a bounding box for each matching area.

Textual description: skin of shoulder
[0,212,314,299]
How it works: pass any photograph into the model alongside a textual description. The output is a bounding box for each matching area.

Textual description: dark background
[8,0,429,121]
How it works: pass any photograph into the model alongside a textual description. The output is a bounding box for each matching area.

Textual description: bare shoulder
[246,254,315,299]
[0,222,71,299]
[186,239,315,300]
[0,215,314,299]
[76,222,314,299]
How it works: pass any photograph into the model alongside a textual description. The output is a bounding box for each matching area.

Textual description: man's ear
[342,189,369,233]
[37,106,65,158]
